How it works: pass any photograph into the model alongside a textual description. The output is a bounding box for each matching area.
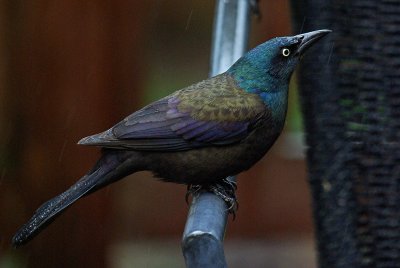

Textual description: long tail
[12,150,140,247]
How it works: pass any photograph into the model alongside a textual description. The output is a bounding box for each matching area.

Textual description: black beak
[295,29,332,55]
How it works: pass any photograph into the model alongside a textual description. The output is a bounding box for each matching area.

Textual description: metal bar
[182,1,253,267]
[210,0,251,76]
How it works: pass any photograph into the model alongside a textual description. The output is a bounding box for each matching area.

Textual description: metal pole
[210,0,251,76]
[182,1,253,267]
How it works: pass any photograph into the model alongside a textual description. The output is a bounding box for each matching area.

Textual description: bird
[12,29,331,247]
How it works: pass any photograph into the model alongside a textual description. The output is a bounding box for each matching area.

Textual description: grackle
[12,30,331,247]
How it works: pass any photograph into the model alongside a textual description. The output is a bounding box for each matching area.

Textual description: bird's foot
[185,184,202,204]
[186,177,239,217]
[210,177,239,217]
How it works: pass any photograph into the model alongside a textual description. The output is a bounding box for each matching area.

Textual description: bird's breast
[146,117,281,185]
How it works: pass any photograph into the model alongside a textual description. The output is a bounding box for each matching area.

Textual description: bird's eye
[281,48,290,57]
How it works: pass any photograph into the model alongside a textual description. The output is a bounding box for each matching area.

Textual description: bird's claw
[209,178,239,218]
[185,178,239,218]
[185,184,202,204]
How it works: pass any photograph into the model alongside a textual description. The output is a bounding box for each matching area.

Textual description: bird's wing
[79,74,268,151]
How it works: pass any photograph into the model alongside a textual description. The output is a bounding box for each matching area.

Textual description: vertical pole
[182,1,253,267]
[210,0,251,76]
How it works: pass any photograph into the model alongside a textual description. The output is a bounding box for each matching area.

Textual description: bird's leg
[185,184,202,204]
[209,178,239,216]
[186,178,239,217]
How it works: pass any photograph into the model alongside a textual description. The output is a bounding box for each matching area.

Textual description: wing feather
[78,73,268,151]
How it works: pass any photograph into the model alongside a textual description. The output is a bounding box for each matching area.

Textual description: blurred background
[0,1,315,267]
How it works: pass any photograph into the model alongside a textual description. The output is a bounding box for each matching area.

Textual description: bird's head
[228,29,331,93]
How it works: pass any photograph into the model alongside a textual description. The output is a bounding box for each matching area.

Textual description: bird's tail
[12,150,140,247]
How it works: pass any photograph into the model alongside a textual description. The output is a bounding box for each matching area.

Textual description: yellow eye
[282,48,290,57]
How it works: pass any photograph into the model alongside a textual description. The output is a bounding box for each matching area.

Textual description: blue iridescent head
[228,29,331,93]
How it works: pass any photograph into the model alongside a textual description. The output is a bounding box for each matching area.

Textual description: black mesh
[291,1,400,267]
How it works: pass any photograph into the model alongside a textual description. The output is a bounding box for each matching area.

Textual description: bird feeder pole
[182,1,254,267]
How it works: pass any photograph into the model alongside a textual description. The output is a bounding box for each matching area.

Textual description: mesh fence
[292,0,400,267]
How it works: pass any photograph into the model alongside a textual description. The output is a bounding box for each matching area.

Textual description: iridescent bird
[12,29,331,247]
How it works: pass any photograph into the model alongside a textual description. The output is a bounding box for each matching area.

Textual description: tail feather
[12,150,139,247]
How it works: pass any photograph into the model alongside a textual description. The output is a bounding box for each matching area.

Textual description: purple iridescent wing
[78,74,267,151]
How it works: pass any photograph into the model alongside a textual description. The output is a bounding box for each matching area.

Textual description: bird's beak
[295,29,332,55]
